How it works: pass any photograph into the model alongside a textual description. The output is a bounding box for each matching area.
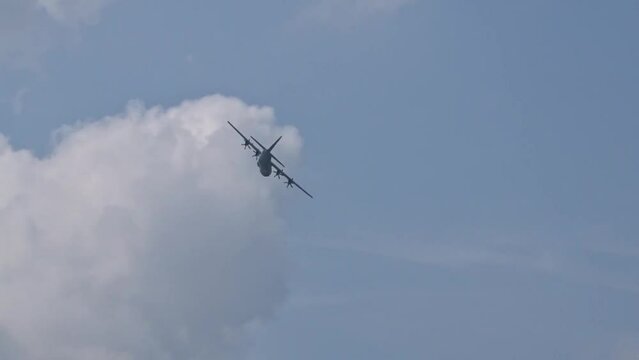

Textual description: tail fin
[267,136,282,152]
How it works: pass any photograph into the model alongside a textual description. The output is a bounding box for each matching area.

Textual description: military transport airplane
[227,121,313,199]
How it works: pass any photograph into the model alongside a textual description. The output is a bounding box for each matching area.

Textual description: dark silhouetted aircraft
[227,121,313,198]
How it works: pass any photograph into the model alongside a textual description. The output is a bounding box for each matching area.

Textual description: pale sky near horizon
[1,1,639,359]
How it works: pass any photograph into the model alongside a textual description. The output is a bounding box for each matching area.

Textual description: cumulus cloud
[0,0,113,67]
[0,94,302,359]
[298,0,414,27]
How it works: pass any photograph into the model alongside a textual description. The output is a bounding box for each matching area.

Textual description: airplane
[227,121,313,199]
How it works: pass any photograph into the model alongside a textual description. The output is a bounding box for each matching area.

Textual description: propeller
[252,149,261,158]
[285,178,294,188]
[274,169,284,179]
[242,139,251,149]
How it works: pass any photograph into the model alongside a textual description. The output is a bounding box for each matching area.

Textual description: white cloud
[298,0,414,27]
[0,94,302,359]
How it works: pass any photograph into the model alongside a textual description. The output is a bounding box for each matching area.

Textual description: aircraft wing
[271,163,313,199]
[227,121,260,154]
[249,135,266,150]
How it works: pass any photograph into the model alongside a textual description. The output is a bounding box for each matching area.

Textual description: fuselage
[257,151,272,176]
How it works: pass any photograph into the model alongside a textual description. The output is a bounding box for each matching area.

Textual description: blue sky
[1,0,638,359]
